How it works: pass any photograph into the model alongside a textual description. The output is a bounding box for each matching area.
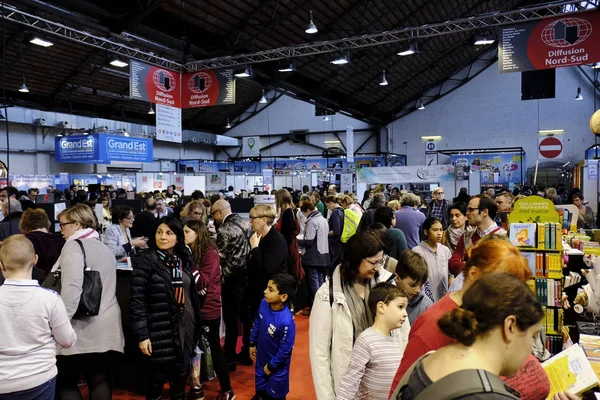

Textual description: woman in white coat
[309,229,410,400]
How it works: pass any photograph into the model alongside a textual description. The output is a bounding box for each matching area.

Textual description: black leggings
[56,351,119,400]
[199,317,232,392]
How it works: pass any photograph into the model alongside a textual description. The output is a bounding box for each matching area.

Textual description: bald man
[0,235,76,398]
[211,199,253,369]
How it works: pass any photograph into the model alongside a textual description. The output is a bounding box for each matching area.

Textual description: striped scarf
[157,250,185,314]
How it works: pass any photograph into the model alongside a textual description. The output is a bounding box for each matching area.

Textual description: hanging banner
[129,60,181,107]
[243,136,260,157]
[55,134,153,164]
[498,11,600,73]
[346,125,354,163]
[10,175,54,192]
[451,152,524,184]
[425,141,437,166]
[182,69,236,107]
[356,165,455,184]
[156,104,182,143]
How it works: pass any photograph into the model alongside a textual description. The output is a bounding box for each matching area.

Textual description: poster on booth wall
[451,152,524,184]
[498,11,600,73]
[129,60,181,107]
[181,69,236,107]
[10,175,54,193]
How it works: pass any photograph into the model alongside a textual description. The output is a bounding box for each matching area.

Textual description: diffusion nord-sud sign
[55,134,153,164]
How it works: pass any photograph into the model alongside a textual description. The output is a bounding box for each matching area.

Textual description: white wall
[221,94,378,158]
[389,63,600,168]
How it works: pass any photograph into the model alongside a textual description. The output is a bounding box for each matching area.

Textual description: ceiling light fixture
[259,89,267,104]
[148,104,155,114]
[234,65,253,78]
[538,129,564,135]
[19,77,29,93]
[379,70,389,86]
[398,41,418,56]
[278,59,297,72]
[575,87,583,100]
[324,140,341,144]
[331,52,350,65]
[474,34,495,45]
[420,135,442,140]
[323,116,330,122]
[29,36,54,47]
[225,119,232,129]
[57,132,64,137]
[305,10,318,34]
[591,62,600,69]
[109,56,128,68]
[417,99,425,110]
[123,131,129,137]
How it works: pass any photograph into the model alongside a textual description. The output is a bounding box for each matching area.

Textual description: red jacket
[191,247,222,321]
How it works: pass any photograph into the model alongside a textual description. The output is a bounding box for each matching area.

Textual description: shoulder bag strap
[75,239,88,271]
[329,274,334,308]
[391,352,432,399]
[414,369,519,400]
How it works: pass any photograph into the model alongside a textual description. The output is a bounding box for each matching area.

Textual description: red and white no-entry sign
[538,136,563,159]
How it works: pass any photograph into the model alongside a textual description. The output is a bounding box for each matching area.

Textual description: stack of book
[509,222,563,250]
[533,277,563,307]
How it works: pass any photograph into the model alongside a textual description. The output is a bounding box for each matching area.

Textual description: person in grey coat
[0,197,23,241]
[299,201,330,310]
[103,205,148,269]
[54,204,124,399]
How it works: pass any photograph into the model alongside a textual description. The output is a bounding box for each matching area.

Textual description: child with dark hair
[394,250,433,324]
[411,217,451,303]
[249,273,297,400]
[337,282,409,400]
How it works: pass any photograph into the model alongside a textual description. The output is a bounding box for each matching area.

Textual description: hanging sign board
[341,174,353,192]
[156,104,182,143]
[129,60,181,107]
[181,69,236,107]
[356,165,455,184]
[243,136,260,157]
[55,135,153,164]
[498,11,600,73]
[346,126,354,163]
[588,159,598,181]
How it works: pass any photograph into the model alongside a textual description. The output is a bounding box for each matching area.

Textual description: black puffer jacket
[130,248,200,363]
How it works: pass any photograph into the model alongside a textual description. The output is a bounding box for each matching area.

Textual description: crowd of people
[0,180,587,400]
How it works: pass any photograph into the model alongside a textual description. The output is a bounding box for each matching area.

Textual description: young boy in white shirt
[0,235,76,400]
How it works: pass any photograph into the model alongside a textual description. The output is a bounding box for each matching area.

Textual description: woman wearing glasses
[103,205,148,269]
[309,230,410,400]
[180,200,207,225]
[54,204,124,399]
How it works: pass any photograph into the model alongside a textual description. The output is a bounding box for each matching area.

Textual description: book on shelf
[542,344,599,398]
[510,223,537,247]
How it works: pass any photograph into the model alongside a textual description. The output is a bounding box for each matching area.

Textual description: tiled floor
[110,314,315,400]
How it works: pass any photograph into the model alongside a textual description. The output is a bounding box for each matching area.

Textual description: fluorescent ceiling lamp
[19,77,29,93]
[148,104,155,114]
[474,34,495,45]
[323,116,330,122]
[417,99,425,110]
[29,36,54,47]
[420,135,442,140]
[575,87,583,101]
[398,41,418,56]
[123,131,129,137]
[305,10,318,34]
[324,140,341,144]
[278,60,296,72]
[109,57,128,68]
[538,129,564,135]
[259,89,267,104]
[379,70,388,86]
[225,119,232,129]
[234,66,253,77]
[591,62,600,69]
[56,132,63,137]
[331,52,350,65]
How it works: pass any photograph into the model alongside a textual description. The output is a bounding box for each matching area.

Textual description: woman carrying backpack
[395,272,578,400]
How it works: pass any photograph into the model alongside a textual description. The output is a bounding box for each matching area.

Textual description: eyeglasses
[466,207,480,213]
[59,222,75,229]
[250,215,268,220]
[210,208,222,216]
[192,211,203,216]
[363,257,386,267]
[434,191,444,195]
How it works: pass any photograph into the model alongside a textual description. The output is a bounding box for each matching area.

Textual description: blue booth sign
[55,134,153,164]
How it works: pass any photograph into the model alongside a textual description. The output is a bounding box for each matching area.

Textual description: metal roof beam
[185,0,598,71]
[0,3,183,71]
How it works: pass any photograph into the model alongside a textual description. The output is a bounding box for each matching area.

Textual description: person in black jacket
[247,204,289,322]
[325,195,344,276]
[130,216,204,400]
[130,197,157,239]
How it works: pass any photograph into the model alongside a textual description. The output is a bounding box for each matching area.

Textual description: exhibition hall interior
[1,0,600,399]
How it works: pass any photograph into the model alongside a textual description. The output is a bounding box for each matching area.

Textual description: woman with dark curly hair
[309,230,410,399]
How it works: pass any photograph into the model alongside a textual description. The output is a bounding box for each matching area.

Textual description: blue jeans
[0,376,56,400]
[305,265,326,307]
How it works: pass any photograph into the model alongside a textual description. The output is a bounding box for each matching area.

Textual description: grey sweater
[56,238,124,356]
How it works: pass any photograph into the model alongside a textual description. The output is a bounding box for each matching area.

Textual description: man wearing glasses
[448,195,507,281]
[211,199,252,371]
[426,187,451,230]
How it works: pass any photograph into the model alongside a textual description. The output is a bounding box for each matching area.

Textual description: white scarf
[51,228,100,272]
